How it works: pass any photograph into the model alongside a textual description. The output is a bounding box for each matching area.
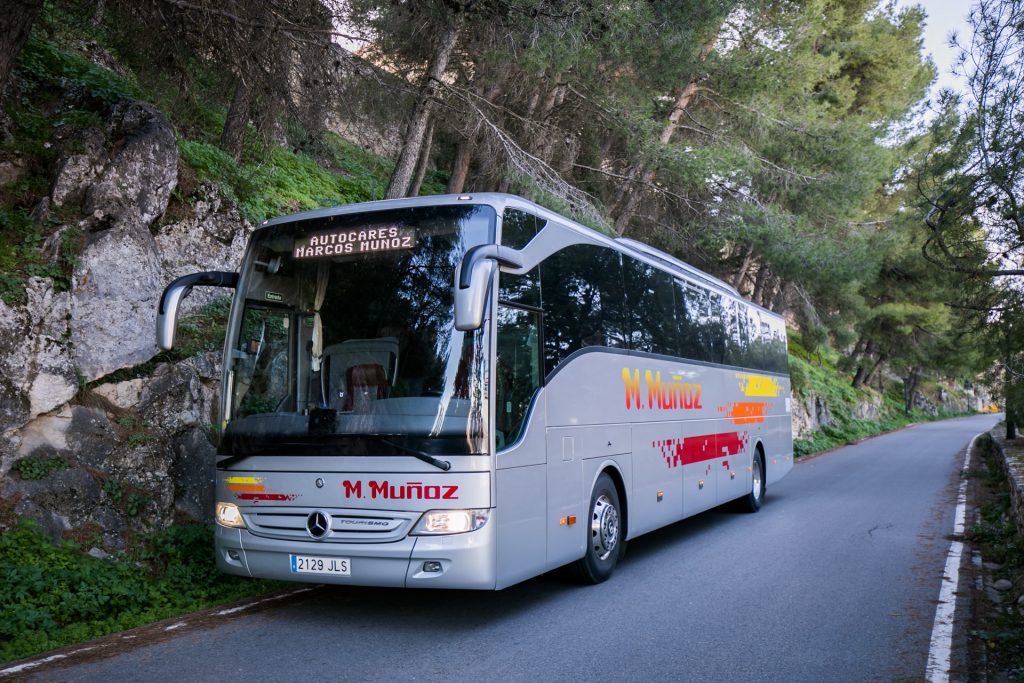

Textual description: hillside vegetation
[0,0,1006,663]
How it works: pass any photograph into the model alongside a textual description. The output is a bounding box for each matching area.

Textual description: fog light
[228,549,241,561]
[216,502,246,528]
[422,561,442,573]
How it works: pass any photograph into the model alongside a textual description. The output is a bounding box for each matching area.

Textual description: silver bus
[157,193,793,589]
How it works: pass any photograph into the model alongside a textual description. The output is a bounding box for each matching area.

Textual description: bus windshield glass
[222,204,496,458]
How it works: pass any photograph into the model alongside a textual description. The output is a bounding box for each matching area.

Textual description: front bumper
[216,515,498,589]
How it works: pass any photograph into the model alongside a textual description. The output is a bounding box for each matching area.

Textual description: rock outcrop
[0,94,251,545]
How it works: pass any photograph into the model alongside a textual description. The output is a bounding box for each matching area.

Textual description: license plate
[290,554,351,576]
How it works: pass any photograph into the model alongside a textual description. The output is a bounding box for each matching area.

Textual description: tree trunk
[445,72,506,194]
[447,136,475,193]
[731,244,755,289]
[533,81,566,162]
[852,340,879,389]
[407,117,434,197]
[612,166,657,235]
[91,0,106,27]
[902,368,920,414]
[771,279,789,313]
[0,0,44,95]
[862,352,887,389]
[850,336,867,360]
[220,78,252,162]
[385,21,459,199]
[612,38,715,234]
[751,263,769,304]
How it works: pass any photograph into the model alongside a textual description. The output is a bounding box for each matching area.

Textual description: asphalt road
[32,414,1000,682]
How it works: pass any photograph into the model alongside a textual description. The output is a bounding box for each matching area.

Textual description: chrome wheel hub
[590,493,619,561]
[752,458,763,502]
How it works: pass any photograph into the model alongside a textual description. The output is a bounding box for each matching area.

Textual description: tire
[740,450,766,513]
[573,473,624,584]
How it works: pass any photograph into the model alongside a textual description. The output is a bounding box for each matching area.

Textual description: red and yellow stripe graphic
[736,373,783,397]
[719,401,768,425]
[654,432,750,469]
[225,476,298,502]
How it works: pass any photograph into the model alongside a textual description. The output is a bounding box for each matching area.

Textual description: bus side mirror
[157,271,239,350]
[454,245,524,331]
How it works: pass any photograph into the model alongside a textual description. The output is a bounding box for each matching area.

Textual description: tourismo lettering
[341,479,459,500]
[293,226,415,258]
[622,368,702,411]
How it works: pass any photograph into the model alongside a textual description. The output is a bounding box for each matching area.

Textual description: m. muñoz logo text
[622,368,702,411]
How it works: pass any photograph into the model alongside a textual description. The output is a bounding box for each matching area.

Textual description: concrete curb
[987,426,1024,536]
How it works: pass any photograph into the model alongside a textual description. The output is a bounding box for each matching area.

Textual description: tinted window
[746,308,767,369]
[501,208,542,249]
[499,209,542,308]
[676,281,708,361]
[499,266,541,309]
[541,244,627,370]
[764,314,789,373]
[496,305,541,448]
[703,291,728,363]
[623,257,679,356]
[724,298,743,366]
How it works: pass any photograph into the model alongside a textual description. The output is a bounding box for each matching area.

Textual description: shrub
[0,521,280,662]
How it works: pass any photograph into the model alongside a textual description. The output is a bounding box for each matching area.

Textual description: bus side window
[726,298,752,367]
[501,208,542,249]
[766,315,789,373]
[233,306,292,417]
[678,282,708,362]
[623,257,679,356]
[752,311,769,371]
[540,244,627,371]
[496,305,541,449]
[499,210,543,309]
[703,290,727,364]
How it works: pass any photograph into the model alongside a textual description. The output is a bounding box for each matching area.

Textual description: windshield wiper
[373,436,451,471]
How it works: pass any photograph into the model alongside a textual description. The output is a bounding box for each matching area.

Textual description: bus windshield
[221,204,496,458]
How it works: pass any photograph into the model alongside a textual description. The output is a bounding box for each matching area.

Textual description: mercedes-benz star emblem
[306,511,331,539]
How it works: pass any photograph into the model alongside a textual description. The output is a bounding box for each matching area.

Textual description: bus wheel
[574,473,623,584]
[740,451,765,513]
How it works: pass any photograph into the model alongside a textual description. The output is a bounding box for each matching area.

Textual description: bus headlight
[216,502,246,529]
[411,509,490,535]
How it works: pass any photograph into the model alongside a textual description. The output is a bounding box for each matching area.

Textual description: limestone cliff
[0,96,251,544]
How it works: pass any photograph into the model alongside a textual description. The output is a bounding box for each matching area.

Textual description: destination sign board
[293,226,416,259]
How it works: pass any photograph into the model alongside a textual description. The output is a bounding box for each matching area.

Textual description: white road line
[0,646,97,676]
[214,586,316,616]
[925,433,978,683]
[1,586,317,678]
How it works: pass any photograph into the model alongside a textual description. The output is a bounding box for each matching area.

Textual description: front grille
[243,507,419,543]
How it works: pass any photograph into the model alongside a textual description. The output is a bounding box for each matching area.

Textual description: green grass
[788,333,974,457]
[178,133,447,225]
[0,32,135,304]
[0,521,281,663]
